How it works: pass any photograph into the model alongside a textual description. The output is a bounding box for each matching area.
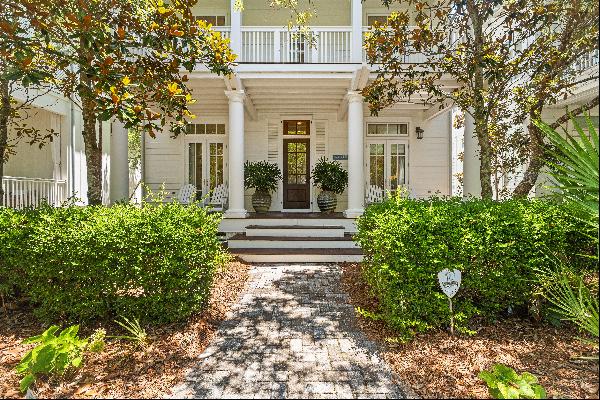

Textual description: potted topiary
[311,157,348,214]
[244,160,282,213]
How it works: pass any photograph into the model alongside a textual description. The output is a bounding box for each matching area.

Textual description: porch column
[110,120,129,204]
[351,0,363,63]
[230,0,242,56]
[344,91,365,218]
[463,111,481,198]
[225,90,248,218]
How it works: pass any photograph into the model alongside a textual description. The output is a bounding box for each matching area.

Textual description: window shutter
[315,120,327,159]
[268,119,279,163]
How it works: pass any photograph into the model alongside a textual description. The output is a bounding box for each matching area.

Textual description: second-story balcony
[214,26,425,64]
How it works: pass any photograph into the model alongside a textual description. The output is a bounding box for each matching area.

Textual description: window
[186,123,226,135]
[194,15,226,26]
[367,123,408,136]
[283,120,310,135]
[367,15,389,27]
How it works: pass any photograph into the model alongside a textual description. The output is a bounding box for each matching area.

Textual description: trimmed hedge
[0,203,228,324]
[355,197,596,336]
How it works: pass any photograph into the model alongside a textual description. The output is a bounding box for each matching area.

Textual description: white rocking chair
[366,185,384,205]
[177,184,197,205]
[207,184,228,212]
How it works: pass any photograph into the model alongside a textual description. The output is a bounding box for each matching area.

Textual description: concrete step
[227,234,358,249]
[245,225,346,238]
[231,248,364,263]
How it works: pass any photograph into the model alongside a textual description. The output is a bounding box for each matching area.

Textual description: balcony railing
[575,49,599,73]
[238,26,352,63]
[1,176,67,209]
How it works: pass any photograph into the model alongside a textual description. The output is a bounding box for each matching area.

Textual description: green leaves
[311,157,348,195]
[479,364,547,399]
[537,115,599,230]
[244,161,282,193]
[354,197,596,337]
[0,203,226,324]
[15,325,89,392]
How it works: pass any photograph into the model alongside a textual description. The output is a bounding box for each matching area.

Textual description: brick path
[169,264,411,399]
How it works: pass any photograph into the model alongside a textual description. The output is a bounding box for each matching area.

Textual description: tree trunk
[468,0,494,199]
[80,95,103,205]
[512,119,545,198]
[0,79,9,206]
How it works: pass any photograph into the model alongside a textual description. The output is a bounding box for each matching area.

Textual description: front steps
[223,217,363,263]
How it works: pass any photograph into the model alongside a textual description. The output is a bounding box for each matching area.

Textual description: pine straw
[0,259,251,399]
[340,262,599,399]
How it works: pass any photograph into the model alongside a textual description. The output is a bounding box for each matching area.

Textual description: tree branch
[550,96,600,129]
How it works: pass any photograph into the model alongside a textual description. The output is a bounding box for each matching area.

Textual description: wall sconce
[416,127,424,139]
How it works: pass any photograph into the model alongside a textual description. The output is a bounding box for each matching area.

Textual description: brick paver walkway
[169,264,411,399]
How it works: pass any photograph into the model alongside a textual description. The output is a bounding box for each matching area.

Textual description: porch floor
[248,212,345,219]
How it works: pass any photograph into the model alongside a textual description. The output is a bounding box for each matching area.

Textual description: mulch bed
[0,260,251,399]
[340,262,599,399]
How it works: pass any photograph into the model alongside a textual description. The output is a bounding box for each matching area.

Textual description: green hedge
[0,203,228,324]
[355,197,596,336]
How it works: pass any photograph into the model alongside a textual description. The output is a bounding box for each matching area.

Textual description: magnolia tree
[1,0,234,205]
[363,0,599,198]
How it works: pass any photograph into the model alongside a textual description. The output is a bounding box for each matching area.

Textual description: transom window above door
[283,120,310,135]
[194,16,226,26]
[186,123,226,135]
[367,123,408,136]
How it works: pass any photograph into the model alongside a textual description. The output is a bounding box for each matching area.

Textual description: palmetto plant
[535,116,599,228]
[534,115,599,358]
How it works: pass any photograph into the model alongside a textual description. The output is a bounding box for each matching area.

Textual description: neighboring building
[2,88,112,207]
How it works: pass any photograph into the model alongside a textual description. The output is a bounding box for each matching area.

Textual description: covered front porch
[109,67,480,220]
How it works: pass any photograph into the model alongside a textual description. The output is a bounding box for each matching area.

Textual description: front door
[283,138,310,209]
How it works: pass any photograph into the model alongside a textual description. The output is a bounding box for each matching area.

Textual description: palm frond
[535,115,599,229]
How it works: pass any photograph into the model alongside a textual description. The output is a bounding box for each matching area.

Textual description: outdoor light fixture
[416,126,424,139]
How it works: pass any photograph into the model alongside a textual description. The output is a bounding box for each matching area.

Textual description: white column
[463,111,481,198]
[344,91,365,218]
[351,0,363,63]
[230,0,242,57]
[110,120,129,204]
[225,90,248,218]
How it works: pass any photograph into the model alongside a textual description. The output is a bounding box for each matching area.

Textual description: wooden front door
[283,138,310,209]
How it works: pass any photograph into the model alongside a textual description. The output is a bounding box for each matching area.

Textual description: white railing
[1,176,67,209]
[240,26,352,63]
[575,49,599,73]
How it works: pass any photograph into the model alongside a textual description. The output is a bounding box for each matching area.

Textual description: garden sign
[437,268,461,335]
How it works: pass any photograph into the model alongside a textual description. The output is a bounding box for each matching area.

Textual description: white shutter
[315,120,327,160]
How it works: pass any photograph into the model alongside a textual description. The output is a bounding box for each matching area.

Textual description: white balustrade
[1,176,67,209]
[239,27,352,63]
[575,49,599,73]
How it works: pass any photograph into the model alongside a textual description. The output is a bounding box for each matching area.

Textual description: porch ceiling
[242,78,350,114]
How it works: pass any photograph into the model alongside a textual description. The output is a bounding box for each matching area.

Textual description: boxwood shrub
[354,197,596,336]
[0,203,228,324]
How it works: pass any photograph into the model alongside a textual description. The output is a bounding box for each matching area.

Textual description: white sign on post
[438,268,462,335]
[438,269,461,298]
